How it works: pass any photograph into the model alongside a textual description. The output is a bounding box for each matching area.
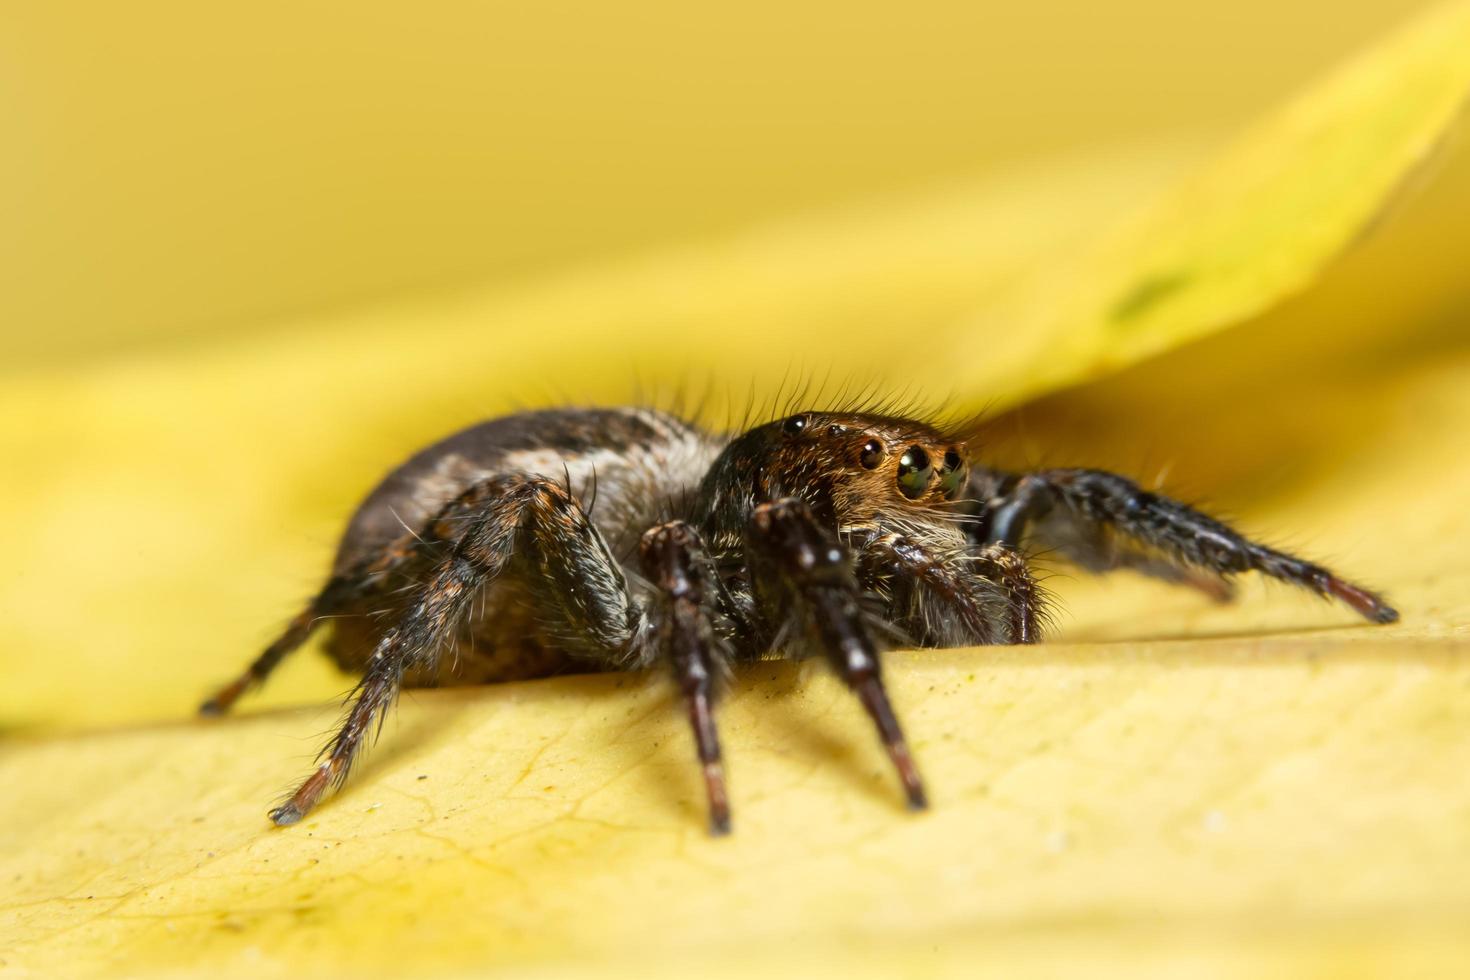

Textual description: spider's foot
[1325,577,1400,624]
[198,676,249,717]
[893,743,929,812]
[269,765,332,827]
[1366,602,1400,625]
[268,802,304,826]
[884,736,929,812]
[853,675,929,812]
[704,761,732,836]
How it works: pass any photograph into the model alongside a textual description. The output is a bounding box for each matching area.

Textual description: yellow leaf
[3,2,1470,977]
[941,0,1470,406]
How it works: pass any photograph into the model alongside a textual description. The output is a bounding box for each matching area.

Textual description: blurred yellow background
[0,0,1438,368]
[3,2,1470,978]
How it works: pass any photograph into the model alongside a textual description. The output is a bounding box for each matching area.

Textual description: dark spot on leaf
[1110,270,1191,323]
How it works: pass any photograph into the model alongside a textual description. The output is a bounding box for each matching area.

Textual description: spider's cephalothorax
[202,406,1398,834]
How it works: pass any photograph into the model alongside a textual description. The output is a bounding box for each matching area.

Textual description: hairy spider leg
[199,604,321,716]
[973,467,1399,624]
[859,533,1042,645]
[639,521,735,835]
[269,474,637,826]
[963,468,1236,603]
[746,498,928,811]
[200,527,437,716]
[199,573,371,716]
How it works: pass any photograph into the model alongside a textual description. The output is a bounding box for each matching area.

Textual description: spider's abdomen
[334,407,722,572]
[321,407,723,686]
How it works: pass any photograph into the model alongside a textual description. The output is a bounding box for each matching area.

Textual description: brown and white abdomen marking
[322,407,724,685]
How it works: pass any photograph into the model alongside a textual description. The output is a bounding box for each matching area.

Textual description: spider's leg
[963,468,1235,602]
[270,475,637,826]
[199,604,320,716]
[200,571,372,716]
[860,534,1042,645]
[201,510,443,716]
[746,498,928,810]
[639,521,734,835]
[970,467,1397,624]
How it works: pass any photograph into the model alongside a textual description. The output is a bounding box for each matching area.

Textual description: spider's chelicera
[203,406,1397,834]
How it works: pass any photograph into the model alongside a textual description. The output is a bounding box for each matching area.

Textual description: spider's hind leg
[199,573,367,716]
[199,604,317,716]
[269,474,638,826]
[970,467,1397,623]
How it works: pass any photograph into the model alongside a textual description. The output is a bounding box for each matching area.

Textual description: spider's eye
[938,450,966,498]
[896,446,932,499]
[859,439,884,469]
[782,415,809,436]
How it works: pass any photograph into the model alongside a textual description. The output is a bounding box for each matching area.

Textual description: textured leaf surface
[3,4,1470,976]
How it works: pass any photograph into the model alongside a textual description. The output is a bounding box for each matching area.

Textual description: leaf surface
[3,4,1470,976]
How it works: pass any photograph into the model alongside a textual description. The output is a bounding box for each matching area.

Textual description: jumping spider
[202,406,1397,833]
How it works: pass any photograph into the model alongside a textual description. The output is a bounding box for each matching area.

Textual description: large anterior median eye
[896,446,932,499]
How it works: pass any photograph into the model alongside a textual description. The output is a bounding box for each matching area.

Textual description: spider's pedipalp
[970,544,1044,643]
[747,497,928,811]
[858,534,1041,645]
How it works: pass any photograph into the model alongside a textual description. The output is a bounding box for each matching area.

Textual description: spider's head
[745,412,969,519]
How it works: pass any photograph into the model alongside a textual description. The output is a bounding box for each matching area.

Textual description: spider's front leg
[746,498,928,810]
[638,521,736,834]
[269,475,637,825]
[969,467,1398,623]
